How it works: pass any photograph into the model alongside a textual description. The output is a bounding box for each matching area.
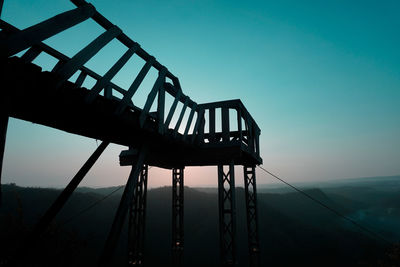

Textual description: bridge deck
[1,57,261,168]
[0,0,261,169]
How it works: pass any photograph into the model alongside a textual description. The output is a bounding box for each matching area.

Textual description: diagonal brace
[0,114,8,206]
[33,140,109,236]
[99,146,147,267]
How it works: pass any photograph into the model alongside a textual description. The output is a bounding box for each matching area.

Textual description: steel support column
[217,162,237,267]
[244,165,260,267]
[172,168,184,266]
[128,164,148,266]
[0,114,8,206]
[99,147,147,267]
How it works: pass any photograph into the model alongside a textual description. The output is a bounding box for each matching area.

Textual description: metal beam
[75,70,88,88]
[99,146,147,267]
[183,104,197,140]
[172,168,184,266]
[173,97,189,136]
[53,25,122,82]
[33,140,109,236]
[21,45,42,63]
[221,107,230,143]
[164,89,182,128]
[0,114,8,206]
[85,45,138,103]
[114,57,154,115]
[0,4,96,57]
[139,68,167,127]
[209,107,216,143]
[244,165,260,267]
[128,164,148,266]
[157,86,165,134]
[217,162,237,267]
[191,109,204,143]
[237,109,242,143]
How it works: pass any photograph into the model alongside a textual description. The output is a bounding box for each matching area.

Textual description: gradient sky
[1,0,399,188]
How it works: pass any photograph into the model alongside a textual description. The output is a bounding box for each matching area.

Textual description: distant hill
[75,186,124,196]
[258,175,400,193]
[0,181,398,266]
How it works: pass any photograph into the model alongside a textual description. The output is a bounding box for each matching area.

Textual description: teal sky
[1,0,399,188]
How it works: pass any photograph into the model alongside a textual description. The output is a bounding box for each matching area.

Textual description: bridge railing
[0,19,133,103]
[0,0,260,159]
[197,100,261,159]
[0,1,197,130]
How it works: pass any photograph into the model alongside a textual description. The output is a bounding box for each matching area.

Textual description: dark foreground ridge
[1,183,398,266]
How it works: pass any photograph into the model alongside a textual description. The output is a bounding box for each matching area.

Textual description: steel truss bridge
[0,1,262,266]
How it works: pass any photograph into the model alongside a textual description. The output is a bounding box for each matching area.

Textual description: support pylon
[244,166,260,267]
[172,167,184,266]
[217,162,237,267]
[99,146,147,267]
[128,164,149,266]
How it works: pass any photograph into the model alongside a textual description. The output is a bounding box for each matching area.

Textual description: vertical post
[172,167,184,266]
[217,162,236,267]
[165,90,181,128]
[183,104,196,141]
[157,86,165,134]
[197,112,206,144]
[0,115,8,206]
[99,147,147,267]
[173,98,189,136]
[237,109,242,143]
[104,84,113,99]
[246,117,254,152]
[139,68,167,127]
[255,128,260,158]
[221,108,230,143]
[209,108,216,143]
[191,109,204,143]
[244,166,260,267]
[128,164,149,266]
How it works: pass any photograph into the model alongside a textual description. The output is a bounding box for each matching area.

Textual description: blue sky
[1,0,399,187]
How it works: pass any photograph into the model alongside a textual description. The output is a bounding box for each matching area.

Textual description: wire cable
[60,166,153,226]
[60,185,124,226]
[257,165,393,245]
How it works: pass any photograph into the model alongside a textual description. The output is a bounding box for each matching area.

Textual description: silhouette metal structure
[0,0,262,266]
